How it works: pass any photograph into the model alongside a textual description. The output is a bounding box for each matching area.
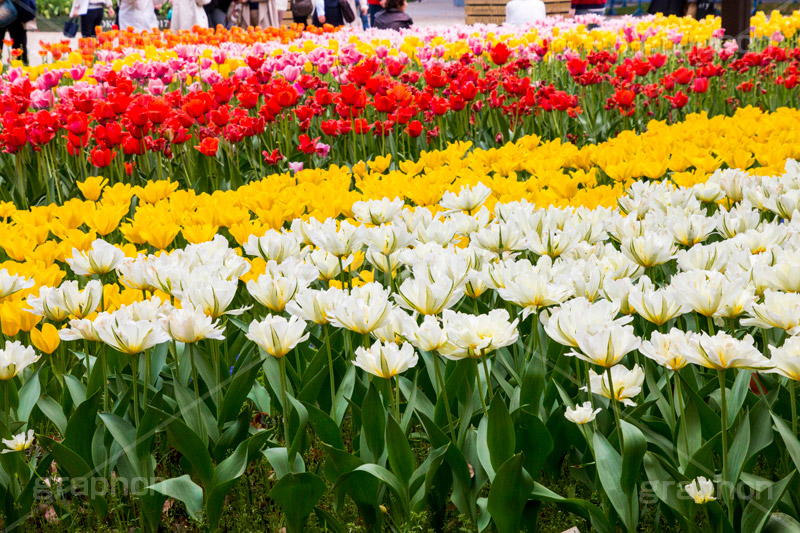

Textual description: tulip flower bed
[4,13,800,206]
[4,159,800,531]
[0,106,796,276]
[4,9,800,532]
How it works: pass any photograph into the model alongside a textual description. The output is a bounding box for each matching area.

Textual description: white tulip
[582,364,644,407]
[568,323,641,368]
[438,309,518,360]
[352,197,405,225]
[353,340,418,378]
[2,429,35,454]
[683,331,774,370]
[286,288,339,325]
[0,269,34,299]
[685,477,715,504]
[767,336,800,381]
[0,341,40,380]
[159,306,225,344]
[67,239,125,276]
[246,315,309,358]
[564,401,602,425]
[440,183,491,214]
[96,317,170,355]
[639,329,691,371]
[243,230,301,263]
[328,283,392,335]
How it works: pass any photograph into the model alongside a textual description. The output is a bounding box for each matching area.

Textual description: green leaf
[270,473,327,533]
[726,370,751,427]
[263,447,305,478]
[771,413,800,472]
[642,452,692,520]
[350,463,409,519]
[486,453,534,533]
[725,412,751,506]
[386,415,415,486]
[287,396,309,464]
[220,351,261,425]
[764,512,800,533]
[418,412,473,521]
[36,396,67,435]
[173,379,211,446]
[165,418,214,486]
[98,412,142,478]
[17,368,40,424]
[146,475,204,522]
[361,382,386,460]
[620,420,647,495]
[63,375,87,406]
[334,365,356,426]
[746,401,773,462]
[302,401,345,449]
[61,392,101,465]
[741,471,795,533]
[487,395,514,472]
[313,506,348,533]
[476,417,496,481]
[594,432,638,531]
[207,439,249,530]
[516,408,553,480]
[39,436,108,517]
[529,482,612,533]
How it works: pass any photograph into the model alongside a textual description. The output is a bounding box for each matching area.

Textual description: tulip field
[4,11,800,533]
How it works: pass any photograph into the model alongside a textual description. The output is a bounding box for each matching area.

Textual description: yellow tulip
[77,176,109,202]
[31,324,60,354]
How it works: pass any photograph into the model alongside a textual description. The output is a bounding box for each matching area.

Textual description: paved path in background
[18,0,465,65]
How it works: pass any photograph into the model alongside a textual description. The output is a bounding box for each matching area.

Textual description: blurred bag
[338,0,354,23]
[63,16,79,37]
[290,0,312,18]
[0,0,18,28]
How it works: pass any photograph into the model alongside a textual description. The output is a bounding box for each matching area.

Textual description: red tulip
[89,147,114,167]
[195,137,219,157]
[690,77,709,93]
[406,120,423,138]
[490,43,511,66]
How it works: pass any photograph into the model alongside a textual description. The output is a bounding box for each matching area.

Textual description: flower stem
[791,379,797,439]
[131,354,140,427]
[432,353,456,442]
[396,376,402,421]
[324,326,337,421]
[606,366,625,451]
[474,358,488,417]
[279,356,290,452]
[481,354,493,406]
[718,368,731,521]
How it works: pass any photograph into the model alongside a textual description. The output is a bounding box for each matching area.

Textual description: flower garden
[2,10,800,532]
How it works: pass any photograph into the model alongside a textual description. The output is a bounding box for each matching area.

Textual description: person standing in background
[0,0,35,63]
[118,0,159,30]
[71,0,114,37]
[364,0,379,26]
[311,0,342,27]
[204,0,230,27]
[241,0,285,28]
[171,0,208,30]
[373,0,410,29]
